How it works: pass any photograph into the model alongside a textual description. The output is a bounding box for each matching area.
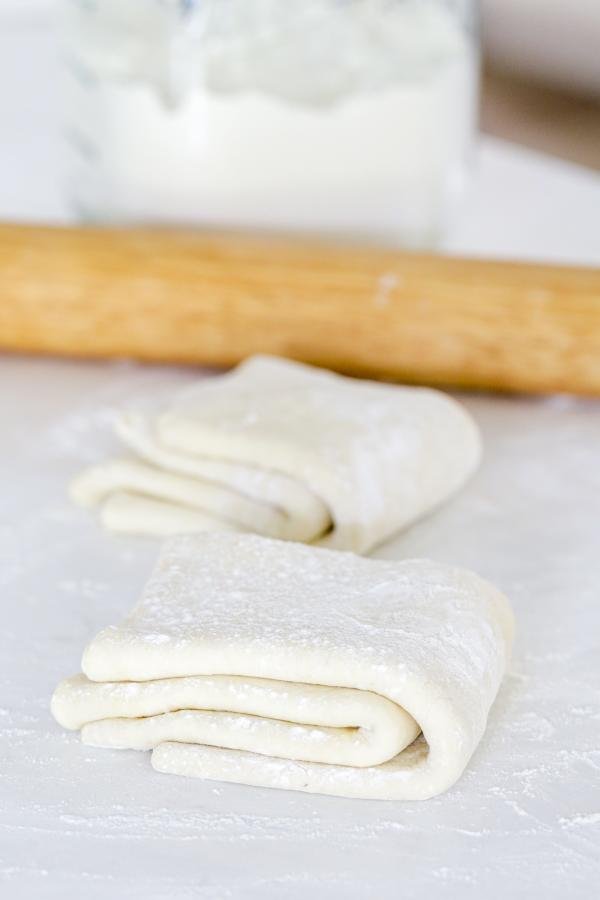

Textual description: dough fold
[52,534,513,801]
[70,355,481,553]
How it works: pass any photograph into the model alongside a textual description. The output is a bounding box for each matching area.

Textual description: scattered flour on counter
[559,813,600,829]
[3,357,600,898]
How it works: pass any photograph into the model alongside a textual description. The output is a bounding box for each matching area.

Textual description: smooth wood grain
[1,223,599,394]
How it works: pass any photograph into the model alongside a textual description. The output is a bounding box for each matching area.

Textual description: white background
[1,6,600,900]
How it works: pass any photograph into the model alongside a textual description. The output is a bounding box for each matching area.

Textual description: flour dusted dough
[70,356,481,554]
[52,534,513,801]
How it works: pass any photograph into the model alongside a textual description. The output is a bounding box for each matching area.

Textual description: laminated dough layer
[52,533,513,801]
[70,355,481,553]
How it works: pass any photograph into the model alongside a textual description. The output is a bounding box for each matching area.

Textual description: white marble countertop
[1,10,600,900]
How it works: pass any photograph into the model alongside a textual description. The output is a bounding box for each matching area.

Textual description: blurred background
[1,0,599,247]
[482,0,600,170]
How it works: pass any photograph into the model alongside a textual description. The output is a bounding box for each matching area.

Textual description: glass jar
[63,0,478,247]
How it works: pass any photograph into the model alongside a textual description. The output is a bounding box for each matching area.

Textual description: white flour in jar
[65,0,477,246]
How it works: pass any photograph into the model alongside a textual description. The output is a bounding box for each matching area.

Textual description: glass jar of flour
[63,1,478,247]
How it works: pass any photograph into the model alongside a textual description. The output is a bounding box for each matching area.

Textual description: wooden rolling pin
[1,222,599,394]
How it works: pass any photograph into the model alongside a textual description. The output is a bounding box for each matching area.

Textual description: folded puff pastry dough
[52,534,513,801]
[70,355,481,554]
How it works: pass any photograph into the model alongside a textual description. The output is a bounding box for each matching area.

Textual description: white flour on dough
[52,533,513,801]
[70,355,481,553]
